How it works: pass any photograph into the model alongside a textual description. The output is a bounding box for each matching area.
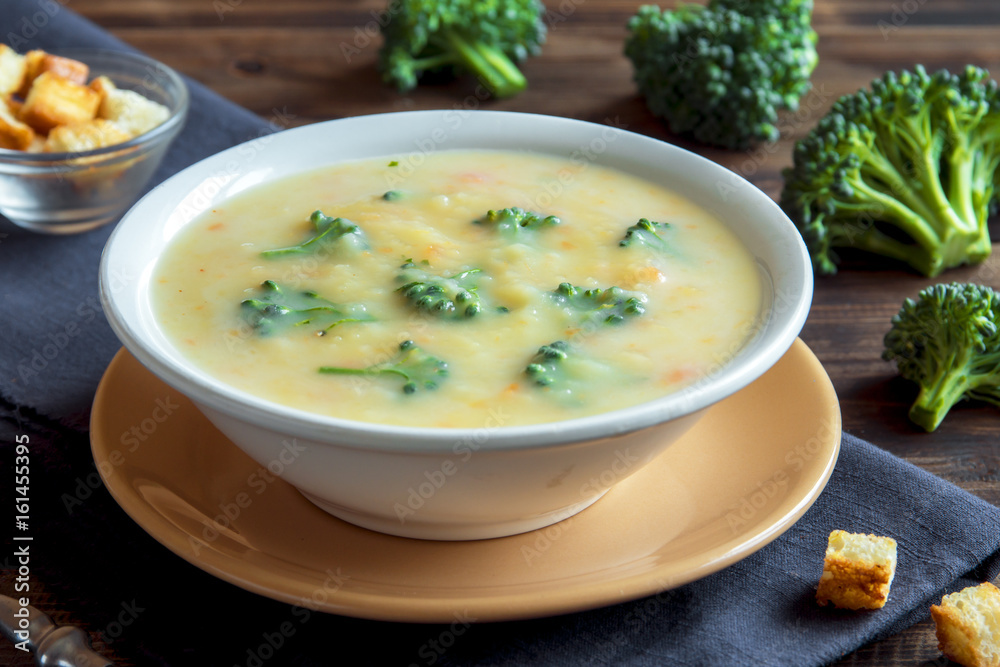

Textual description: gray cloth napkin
[0,2,275,429]
[0,4,998,667]
[424,434,1000,666]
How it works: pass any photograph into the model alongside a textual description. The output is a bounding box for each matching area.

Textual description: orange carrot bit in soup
[664,365,700,385]
[208,222,225,231]
[632,266,665,286]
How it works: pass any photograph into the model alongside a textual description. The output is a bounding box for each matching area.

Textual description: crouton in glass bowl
[0,48,188,234]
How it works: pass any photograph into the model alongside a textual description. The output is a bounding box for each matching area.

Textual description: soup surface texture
[152,150,763,428]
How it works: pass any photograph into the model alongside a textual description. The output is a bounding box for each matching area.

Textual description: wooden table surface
[44,0,1000,664]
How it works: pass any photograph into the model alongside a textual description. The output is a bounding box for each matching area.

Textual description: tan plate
[90,338,840,623]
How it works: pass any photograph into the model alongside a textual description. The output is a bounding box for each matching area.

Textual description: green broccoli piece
[524,341,572,387]
[260,210,369,258]
[619,218,671,252]
[883,282,1000,431]
[781,65,1000,277]
[377,0,548,99]
[382,190,406,201]
[474,207,561,237]
[319,340,449,394]
[624,0,818,149]
[523,340,622,404]
[548,283,646,326]
[396,262,484,319]
[241,280,373,335]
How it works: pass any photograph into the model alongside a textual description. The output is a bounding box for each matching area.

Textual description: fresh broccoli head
[474,207,561,237]
[883,282,1000,431]
[781,65,1000,277]
[260,210,369,258]
[624,0,818,149]
[396,262,485,319]
[319,340,449,394]
[548,283,646,326]
[378,0,547,98]
[241,280,373,335]
[619,218,671,252]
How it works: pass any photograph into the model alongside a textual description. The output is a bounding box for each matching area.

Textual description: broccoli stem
[908,347,974,432]
[941,147,993,267]
[319,367,407,381]
[435,30,527,98]
[967,373,1000,407]
[827,178,944,275]
[860,147,943,239]
[409,53,459,71]
[941,115,998,265]
[942,109,1000,228]
[875,117,993,272]
[943,137,978,229]
[844,151,992,276]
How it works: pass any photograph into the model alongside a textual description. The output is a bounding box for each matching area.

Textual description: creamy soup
[152,150,763,428]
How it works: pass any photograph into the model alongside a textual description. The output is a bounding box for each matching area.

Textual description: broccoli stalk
[319,340,449,394]
[883,282,1000,431]
[781,65,1000,277]
[241,280,373,335]
[624,0,818,149]
[261,210,369,258]
[378,0,548,98]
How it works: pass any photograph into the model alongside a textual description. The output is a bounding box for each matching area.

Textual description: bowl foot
[299,490,610,541]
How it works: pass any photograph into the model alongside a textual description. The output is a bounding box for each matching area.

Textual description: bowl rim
[0,47,189,163]
[100,109,814,453]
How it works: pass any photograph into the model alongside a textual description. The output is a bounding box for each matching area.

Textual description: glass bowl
[0,48,189,234]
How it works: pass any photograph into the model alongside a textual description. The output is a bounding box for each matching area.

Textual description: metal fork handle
[1,594,115,666]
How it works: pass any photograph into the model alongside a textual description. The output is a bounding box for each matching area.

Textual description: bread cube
[89,74,115,99]
[44,119,132,153]
[815,530,897,610]
[25,136,45,153]
[96,78,170,138]
[17,50,88,96]
[0,45,26,96]
[0,98,35,150]
[931,582,1000,667]
[16,50,46,97]
[19,71,100,133]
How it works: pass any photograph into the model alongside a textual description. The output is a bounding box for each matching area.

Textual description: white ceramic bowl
[100,111,813,541]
